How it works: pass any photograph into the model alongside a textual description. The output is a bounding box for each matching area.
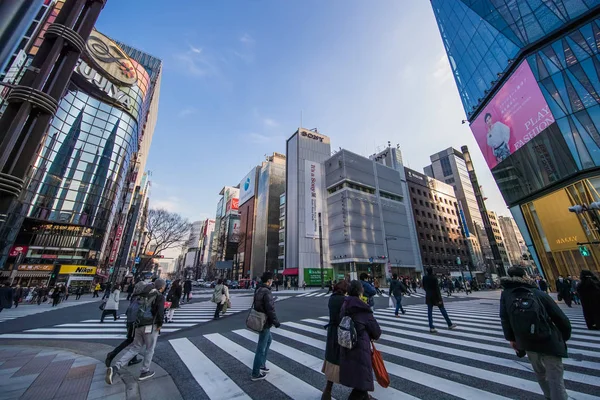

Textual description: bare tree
[136,208,191,278]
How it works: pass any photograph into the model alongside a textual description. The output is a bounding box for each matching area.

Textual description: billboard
[239,167,257,206]
[226,198,239,214]
[470,62,555,169]
[305,160,322,238]
[228,218,241,242]
[304,268,334,286]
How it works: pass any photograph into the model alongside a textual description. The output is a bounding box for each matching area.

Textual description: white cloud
[178,107,196,117]
[189,44,202,54]
[433,54,453,84]
[152,196,182,212]
[263,118,278,127]
[240,33,255,45]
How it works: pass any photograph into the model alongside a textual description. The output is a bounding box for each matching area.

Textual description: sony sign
[301,131,325,142]
[75,60,132,110]
[374,151,388,162]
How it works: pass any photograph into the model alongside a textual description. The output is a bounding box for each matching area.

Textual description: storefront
[58,265,97,292]
[0,264,52,287]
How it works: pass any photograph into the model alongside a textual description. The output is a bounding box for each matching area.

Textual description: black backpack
[134,292,158,327]
[506,287,552,341]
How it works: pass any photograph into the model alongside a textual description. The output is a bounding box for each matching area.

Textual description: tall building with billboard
[285,128,331,286]
[1,28,161,288]
[431,0,600,282]
[211,186,240,278]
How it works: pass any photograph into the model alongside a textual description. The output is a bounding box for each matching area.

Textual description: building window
[411,187,415,193]
[440,156,453,177]
[428,213,432,218]
[445,177,455,184]
[417,189,421,195]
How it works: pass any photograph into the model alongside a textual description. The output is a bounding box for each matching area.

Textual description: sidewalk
[0,344,182,400]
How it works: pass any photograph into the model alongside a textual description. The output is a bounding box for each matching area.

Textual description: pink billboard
[470,62,555,169]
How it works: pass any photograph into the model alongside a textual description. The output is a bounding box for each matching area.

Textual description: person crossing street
[251,272,280,381]
[423,267,457,333]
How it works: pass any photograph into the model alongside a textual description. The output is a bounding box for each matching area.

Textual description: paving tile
[13,354,57,377]
[20,359,74,400]
[53,365,95,398]
[0,367,19,377]
[86,383,127,400]
[0,387,27,400]
[97,393,127,400]
[0,355,34,370]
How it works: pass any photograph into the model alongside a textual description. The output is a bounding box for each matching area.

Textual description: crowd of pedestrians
[0,282,96,311]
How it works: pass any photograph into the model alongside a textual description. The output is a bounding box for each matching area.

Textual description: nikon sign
[59,265,98,275]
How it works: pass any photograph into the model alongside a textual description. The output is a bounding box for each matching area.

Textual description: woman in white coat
[211,279,230,320]
[101,285,120,322]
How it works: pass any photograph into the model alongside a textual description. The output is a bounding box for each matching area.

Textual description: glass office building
[432,1,600,283]
[3,29,161,286]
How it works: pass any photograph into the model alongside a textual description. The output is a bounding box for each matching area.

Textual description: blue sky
[96,0,509,223]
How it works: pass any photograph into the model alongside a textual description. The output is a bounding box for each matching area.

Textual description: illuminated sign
[86,29,137,86]
[301,131,325,142]
[17,265,53,271]
[9,245,28,257]
[556,236,577,245]
[59,265,97,275]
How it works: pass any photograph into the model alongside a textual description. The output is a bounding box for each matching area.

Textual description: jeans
[527,351,568,400]
[394,296,405,315]
[114,325,159,373]
[252,328,272,377]
[427,304,452,329]
[214,303,223,319]
[184,292,191,302]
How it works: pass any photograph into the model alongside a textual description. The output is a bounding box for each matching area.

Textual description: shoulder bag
[246,290,267,332]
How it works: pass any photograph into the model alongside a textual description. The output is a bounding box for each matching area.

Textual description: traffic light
[579,245,590,257]
[109,267,114,274]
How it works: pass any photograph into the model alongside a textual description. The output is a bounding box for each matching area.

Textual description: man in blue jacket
[359,273,376,310]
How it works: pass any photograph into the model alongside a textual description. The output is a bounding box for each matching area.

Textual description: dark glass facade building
[432,0,600,283]
[2,29,161,287]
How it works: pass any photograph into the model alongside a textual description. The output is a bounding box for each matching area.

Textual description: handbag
[371,342,390,388]
[245,294,267,332]
[99,299,106,310]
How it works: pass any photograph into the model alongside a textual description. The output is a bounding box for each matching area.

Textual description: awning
[282,268,298,276]
[17,272,51,278]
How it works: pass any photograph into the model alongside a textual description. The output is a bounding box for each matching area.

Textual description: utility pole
[318,212,324,289]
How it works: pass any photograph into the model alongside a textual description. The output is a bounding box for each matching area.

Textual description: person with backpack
[166,279,182,323]
[359,273,376,310]
[500,267,571,400]
[423,267,457,333]
[577,270,600,330]
[555,275,572,307]
[106,278,166,384]
[211,279,229,320]
[104,281,147,367]
[321,280,348,400]
[389,273,407,317]
[251,271,280,381]
[338,280,381,399]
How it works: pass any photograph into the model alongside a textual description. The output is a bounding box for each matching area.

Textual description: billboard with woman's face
[470,62,555,169]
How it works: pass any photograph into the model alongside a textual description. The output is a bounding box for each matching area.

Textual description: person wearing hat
[106,278,166,384]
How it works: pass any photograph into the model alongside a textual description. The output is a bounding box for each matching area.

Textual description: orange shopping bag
[371,341,390,388]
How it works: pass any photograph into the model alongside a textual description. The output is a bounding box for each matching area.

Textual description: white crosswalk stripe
[0,299,97,323]
[167,299,600,399]
[297,290,427,299]
[0,296,256,340]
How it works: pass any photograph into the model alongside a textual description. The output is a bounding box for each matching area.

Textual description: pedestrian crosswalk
[0,296,255,340]
[0,299,97,323]
[296,290,427,298]
[166,299,600,400]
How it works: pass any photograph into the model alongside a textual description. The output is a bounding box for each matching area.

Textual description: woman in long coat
[321,281,348,400]
[166,279,183,323]
[339,280,381,400]
[101,286,120,322]
[577,270,600,330]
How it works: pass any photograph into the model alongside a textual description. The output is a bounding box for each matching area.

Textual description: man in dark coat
[422,267,457,333]
[538,279,548,293]
[251,272,280,381]
[577,270,600,330]
[500,267,571,400]
[13,285,23,308]
[0,283,13,312]
[321,280,348,400]
[339,280,381,399]
[555,275,572,307]
[183,279,192,303]
[359,273,376,309]
[389,273,407,316]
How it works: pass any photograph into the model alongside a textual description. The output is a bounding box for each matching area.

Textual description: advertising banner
[304,268,334,286]
[9,245,28,257]
[59,265,97,275]
[305,160,322,238]
[228,218,241,242]
[239,168,257,206]
[17,265,53,271]
[470,62,555,169]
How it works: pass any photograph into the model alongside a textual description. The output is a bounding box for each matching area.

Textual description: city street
[1,289,599,399]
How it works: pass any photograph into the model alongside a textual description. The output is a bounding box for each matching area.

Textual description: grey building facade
[325,149,421,281]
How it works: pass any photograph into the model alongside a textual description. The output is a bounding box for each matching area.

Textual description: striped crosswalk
[296,290,427,298]
[0,296,256,340]
[167,299,600,399]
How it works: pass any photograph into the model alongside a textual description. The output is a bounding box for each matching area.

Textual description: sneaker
[251,373,267,381]
[105,366,117,385]
[448,324,458,330]
[394,314,400,318]
[105,353,114,368]
[429,328,438,334]
[260,367,270,374]
[128,357,142,366]
[139,370,155,381]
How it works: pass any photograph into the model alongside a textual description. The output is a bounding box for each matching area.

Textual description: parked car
[230,280,240,289]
